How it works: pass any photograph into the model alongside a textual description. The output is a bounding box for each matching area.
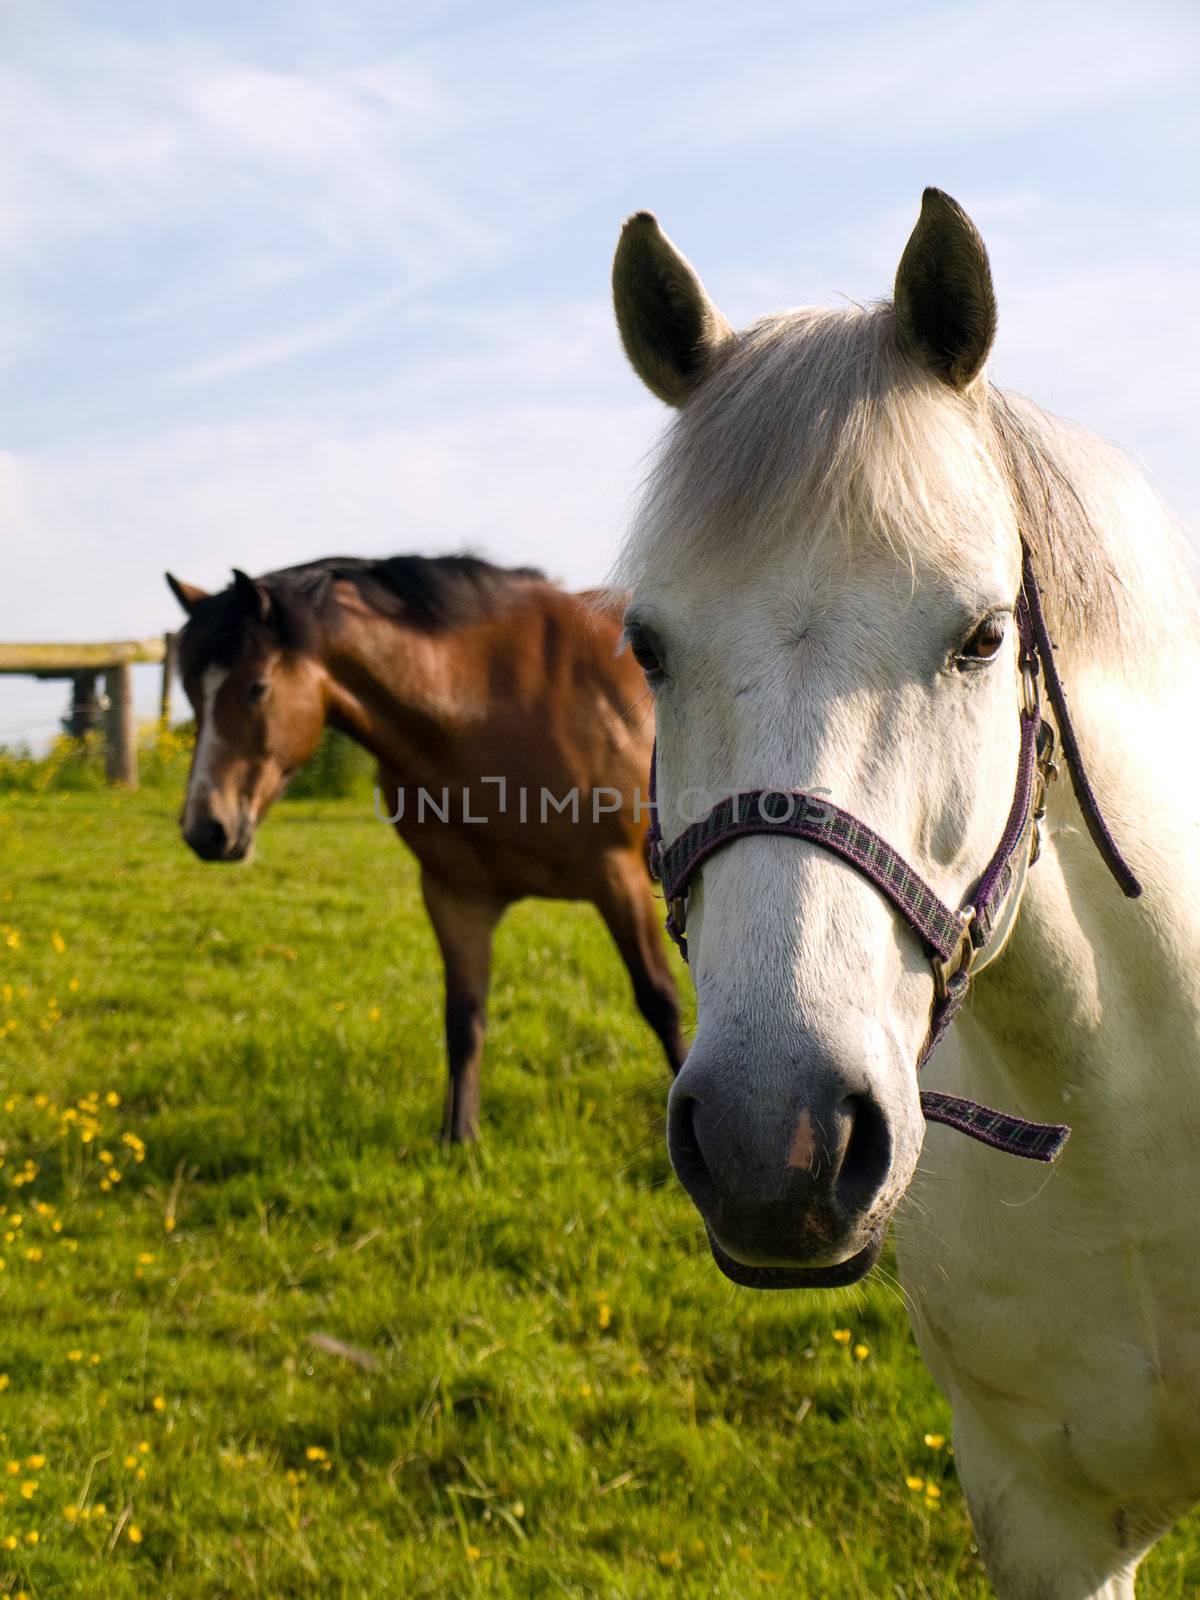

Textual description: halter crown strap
[647,547,1142,1166]
[1020,547,1142,899]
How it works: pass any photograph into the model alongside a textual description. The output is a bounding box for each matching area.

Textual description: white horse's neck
[955,406,1200,1151]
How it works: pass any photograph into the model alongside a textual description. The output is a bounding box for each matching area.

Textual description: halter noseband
[646,544,1142,1164]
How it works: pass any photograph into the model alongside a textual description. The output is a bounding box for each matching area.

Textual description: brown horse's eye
[246,679,270,705]
[956,615,1006,668]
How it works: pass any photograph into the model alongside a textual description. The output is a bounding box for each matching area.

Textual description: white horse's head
[613,189,1039,1285]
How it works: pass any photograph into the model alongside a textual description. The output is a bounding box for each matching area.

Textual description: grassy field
[1,791,1197,1598]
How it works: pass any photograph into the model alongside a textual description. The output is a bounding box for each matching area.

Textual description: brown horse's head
[166,570,328,861]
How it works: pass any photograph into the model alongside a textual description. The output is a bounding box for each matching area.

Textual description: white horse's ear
[165,573,210,615]
[612,212,734,406]
[894,188,997,391]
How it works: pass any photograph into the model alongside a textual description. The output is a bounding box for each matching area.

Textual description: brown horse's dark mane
[179,553,547,672]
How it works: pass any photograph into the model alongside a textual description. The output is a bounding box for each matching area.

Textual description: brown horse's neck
[306,580,649,813]
[317,606,478,781]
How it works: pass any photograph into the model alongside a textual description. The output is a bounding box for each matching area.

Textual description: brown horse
[165,554,685,1140]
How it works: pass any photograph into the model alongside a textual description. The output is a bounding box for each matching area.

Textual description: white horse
[610,188,1200,1599]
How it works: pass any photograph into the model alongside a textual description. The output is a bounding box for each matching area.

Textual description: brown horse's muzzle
[182,812,254,862]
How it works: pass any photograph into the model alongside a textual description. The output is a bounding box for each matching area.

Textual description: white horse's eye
[628,630,665,679]
[956,615,1006,667]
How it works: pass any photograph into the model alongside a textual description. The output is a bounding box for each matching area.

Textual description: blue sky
[2,0,1198,744]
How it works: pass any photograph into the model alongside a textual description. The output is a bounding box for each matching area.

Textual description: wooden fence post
[104,662,137,788]
[160,632,178,723]
[65,672,103,740]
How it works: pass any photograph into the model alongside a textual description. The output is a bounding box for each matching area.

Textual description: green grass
[0,793,1196,1598]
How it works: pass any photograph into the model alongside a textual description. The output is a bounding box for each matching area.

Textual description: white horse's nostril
[834,1094,892,1215]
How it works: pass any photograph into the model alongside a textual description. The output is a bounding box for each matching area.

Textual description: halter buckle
[932,905,977,1002]
[670,895,687,936]
[1029,720,1059,867]
[1022,663,1040,719]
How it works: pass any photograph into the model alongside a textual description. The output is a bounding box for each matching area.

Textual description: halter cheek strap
[646,546,1141,1165]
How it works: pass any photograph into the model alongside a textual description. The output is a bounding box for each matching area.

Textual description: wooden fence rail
[0,634,179,788]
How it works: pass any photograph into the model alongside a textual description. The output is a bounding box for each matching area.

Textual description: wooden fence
[0,634,179,788]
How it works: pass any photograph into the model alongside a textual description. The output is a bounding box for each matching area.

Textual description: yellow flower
[657,1549,682,1569]
[127,1524,144,1544]
[924,1482,942,1500]
[4,1461,19,1476]
[1,1534,15,1550]
[853,1343,869,1360]
[924,1432,946,1449]
[466,1544,481,1561]
[137,1252,155,1266]
[304,1446,327,1462]
[63,1505,78,1522]
[124,1455,137,1469]
[105,1091,120,1108]
[0,1375,8,1391]
[23,1247,42,1263]
[67,1349,82,1362]
[25,1455,44,1470]
[151,1395,166,1412]
[24,1528,38,1543]
[19,1481,37,1499]
[905,1475,924,1492]
[367,1006,382,1022]
[832,1327,852,1344]
[598,1302,612,1330]
[51,930,66,954]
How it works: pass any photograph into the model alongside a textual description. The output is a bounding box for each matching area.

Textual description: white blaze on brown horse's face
[167,572,328,862]
[613,191,1027,1281]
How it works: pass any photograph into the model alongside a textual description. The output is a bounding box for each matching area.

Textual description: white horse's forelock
[614,301,1194,658]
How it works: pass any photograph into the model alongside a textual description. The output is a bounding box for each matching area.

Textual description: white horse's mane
[616,302,1192,651]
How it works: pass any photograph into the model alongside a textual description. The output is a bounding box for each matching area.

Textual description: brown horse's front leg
[420,869,507,1143]
[594,849,688,1074]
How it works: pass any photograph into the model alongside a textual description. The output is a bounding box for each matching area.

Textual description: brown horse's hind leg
[420,869,507,1144]
[595,851,688,1074]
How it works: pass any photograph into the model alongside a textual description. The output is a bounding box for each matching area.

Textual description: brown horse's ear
[894,188,997,391]
[165,573,210,615]
[612,211,734,406]
[231,568,273,623]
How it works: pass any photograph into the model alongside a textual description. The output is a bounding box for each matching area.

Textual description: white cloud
[175,282,411,384]
[0,400,657,638]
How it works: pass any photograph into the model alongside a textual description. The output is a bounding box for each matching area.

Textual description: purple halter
[646,545,1141,1163]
